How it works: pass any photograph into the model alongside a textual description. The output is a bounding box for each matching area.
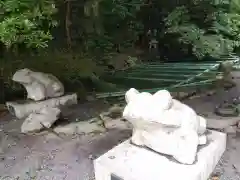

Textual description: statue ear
[26,71,31,76]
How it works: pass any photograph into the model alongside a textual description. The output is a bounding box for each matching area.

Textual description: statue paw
[198,135,207,145]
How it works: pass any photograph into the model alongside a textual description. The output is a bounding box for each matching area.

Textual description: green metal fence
[96,56,240,99]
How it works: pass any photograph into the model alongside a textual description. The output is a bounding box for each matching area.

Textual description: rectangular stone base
[6,93,77,119]
[94,130,226,180]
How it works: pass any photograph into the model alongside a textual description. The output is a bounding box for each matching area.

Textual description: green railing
[95,55,240,99]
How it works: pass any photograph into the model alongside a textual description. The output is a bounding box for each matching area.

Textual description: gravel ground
[0,127,131,180]
[214,134,240,180]
[0,94,240,180]
[184,92,240,180]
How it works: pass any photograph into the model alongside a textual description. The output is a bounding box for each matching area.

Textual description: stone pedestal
[6,93,77,119]
[94,130,226,180]
[6,93,77,133]
[6,68,78,133]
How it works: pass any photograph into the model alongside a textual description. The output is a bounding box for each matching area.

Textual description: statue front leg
[131,128,145,146]
[198,134,207,145]
[198,116,206,135]
[173,130,199,165]
[24,82,46,101]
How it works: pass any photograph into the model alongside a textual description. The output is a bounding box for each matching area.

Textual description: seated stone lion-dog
[13,68,64,101]
[123,88,207,165]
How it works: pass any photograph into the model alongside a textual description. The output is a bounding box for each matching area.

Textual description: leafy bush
[2,0,240,103]
[163,0,240,59]
[0,0,57,48]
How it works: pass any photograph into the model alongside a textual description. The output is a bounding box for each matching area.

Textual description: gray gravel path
[0,95,240,180]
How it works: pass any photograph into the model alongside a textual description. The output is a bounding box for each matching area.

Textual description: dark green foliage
[1,0,240,102]
[1,0,240,58]
[0,0,57,48]
[163,0,240,59]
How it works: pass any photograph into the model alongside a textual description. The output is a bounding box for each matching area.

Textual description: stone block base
[94,130,226,180]
[6,93,77,119]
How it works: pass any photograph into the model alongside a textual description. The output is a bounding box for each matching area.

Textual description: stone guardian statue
[12,68,64,101]
[123,88,207,165]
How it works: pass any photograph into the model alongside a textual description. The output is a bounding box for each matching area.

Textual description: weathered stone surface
[21,107,61,133]
[54,120,106,135]
[12,68,64,101]
[207,117,239,129]
[123,88,207,165]
[104,118,132,130]
[97,104,131,130]
[94,130,226,180]
[107,105,124,118]
[6,93,77,119]
[224,126,237,134]
[98,105,124,120]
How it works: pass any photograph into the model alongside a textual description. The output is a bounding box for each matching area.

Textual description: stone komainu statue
[12,68,64,101]
[123,88,207,165]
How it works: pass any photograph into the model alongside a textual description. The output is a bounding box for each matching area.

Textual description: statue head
[12,68,33,84]
[125,88,140,104]
[153,90,173,110]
